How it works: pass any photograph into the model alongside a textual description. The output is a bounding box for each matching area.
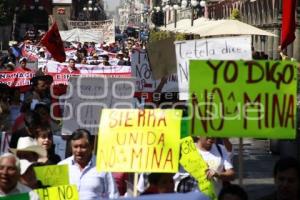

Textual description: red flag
[41,22,66,63]
[280,0,297,50]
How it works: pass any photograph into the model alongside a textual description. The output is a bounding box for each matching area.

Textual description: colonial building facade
[207,0,300,61]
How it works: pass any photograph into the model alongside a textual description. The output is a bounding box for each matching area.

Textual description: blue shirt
[58,155,119,200]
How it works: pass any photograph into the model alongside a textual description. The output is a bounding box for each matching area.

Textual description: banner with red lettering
[21,44,39,62]
[0,71,35,87]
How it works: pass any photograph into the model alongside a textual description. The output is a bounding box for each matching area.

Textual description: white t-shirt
[198,144,233,194]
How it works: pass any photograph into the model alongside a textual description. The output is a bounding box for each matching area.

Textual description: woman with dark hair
[34,125,61,164]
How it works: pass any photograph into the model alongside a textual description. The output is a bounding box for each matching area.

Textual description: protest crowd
[0,12,300,200]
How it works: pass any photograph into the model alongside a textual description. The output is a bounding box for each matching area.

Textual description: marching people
[0,153,39,199]
[9,136,47,163]
[196,137,235,194]
[258,157,300,200]
[140,173,175,195]
[60,58,80,74]
[15,57,31,72]
[58,129,119,199]
[34,125,61,164]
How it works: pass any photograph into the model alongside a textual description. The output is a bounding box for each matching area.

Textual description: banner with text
[96,109,182,172]
[0,71,35,87]
[33,164,69,187]
[34,185,78,200]
[180,137,216,199]
[189,60,297,139]
[131,49,178,93]
[175,36,252,100]
[67,19,115,43]
[61,77,135,135]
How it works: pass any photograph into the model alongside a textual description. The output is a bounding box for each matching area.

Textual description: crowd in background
[0,26,299,200]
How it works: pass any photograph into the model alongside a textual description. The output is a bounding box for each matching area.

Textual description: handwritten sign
[131,49,178,93]
[62,77,135,135]
[96,109,182,172]
[33,165,69,187]
[179,137,216,199]
[175,36,252,100]
[34,185,78,200]
[189,60,297,139]
[0,193,29,200]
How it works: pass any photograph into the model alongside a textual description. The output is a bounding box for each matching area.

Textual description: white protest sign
[61,77,135,135]
[52,0,72,4]
[131,50,178,93]
[175,35,252,100]
[67,20,115,43]
[46,60,131,74]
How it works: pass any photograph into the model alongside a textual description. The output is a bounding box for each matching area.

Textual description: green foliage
[175,32,186,41]
[230,8,241,20]
[149,29,187,43]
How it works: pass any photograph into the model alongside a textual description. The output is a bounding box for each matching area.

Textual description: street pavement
[231,138,279,200]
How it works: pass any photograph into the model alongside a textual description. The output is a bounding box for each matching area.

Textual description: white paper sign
[175,35,252,100]
[131,50,178,93]
[52,0,72,4]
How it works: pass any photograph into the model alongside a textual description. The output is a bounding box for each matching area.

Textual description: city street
[232,138,279,200]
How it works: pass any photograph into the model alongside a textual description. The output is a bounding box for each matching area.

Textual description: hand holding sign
[179,137,216,200]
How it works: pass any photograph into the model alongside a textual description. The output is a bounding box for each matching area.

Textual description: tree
[230,8,241,20]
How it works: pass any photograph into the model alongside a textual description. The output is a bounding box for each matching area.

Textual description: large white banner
[46,60,131,75]
[52,0,72,4]
[67,20,115,43]
[175,35,252,100]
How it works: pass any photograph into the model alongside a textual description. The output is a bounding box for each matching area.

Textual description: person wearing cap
[100,53,111,66]
[60,58,80,74]
[10,136,47,163]
[58,129,119,199]
[15,57,32,72]
[5,62,15,71]
[0,153,39,199]
[117,51,130,66]
[38,48,46,58]
[90,53,100,65]
[19,159,44,189]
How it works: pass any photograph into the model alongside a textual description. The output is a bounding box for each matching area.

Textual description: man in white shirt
[58,129,119,200]
[0,153,39,199]
[196,137,235,194]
